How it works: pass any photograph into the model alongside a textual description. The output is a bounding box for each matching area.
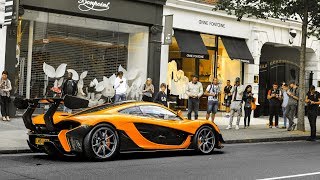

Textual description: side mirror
[177,110,183,117]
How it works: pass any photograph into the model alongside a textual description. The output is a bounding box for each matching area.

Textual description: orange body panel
[32,102,221,151]
[58,130,71,152]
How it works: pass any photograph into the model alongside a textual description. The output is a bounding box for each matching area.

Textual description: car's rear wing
[22,96,89,132]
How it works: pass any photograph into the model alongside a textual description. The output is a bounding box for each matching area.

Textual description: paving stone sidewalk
[0,112,318,153]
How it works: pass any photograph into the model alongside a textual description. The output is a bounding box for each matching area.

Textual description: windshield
[71,101,136,116]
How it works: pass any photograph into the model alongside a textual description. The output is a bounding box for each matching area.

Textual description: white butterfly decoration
[88,93,105,107]
[43,63,67,93]
[127,77,143,100]
[118,65,139,81]
[43,62,67,79]
[101,75,116,98]
[69,70,88,98]
[66,69,80,81]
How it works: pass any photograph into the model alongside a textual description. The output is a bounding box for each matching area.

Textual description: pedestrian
[267,82,282,128]
[114,71,127,102]
[154,83,168,107]
[204,78,220,122]
[142,78,154,102]
[62,72,78,113]
[305,85,320,141]
[242,85,253,128]
[186,75,203,120]
[286,81,299,131]
[226,77,245,130]
[224,80,233,118]
[0,71,12,121]
[281,83,289,129]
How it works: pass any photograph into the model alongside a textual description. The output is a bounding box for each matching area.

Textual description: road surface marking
[257,171,320,180]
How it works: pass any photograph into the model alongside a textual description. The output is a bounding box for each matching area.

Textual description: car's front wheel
[83,124,120,161]
[193,126,216,154]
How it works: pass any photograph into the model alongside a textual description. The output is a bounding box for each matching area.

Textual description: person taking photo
[242,85,253,128]
[0,71,12,121]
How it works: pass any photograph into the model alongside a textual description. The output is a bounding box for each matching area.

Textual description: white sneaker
[2,117,6,121]
[235,125,240,130]
[6,116,10,121]
[226,125,232,130]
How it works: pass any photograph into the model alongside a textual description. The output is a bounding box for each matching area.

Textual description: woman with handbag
[243,85,253,128]
[0,71,12,121]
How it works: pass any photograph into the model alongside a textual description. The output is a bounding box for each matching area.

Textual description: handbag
[251,98,257,110]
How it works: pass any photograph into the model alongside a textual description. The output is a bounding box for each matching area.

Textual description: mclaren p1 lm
[22,97,224,161]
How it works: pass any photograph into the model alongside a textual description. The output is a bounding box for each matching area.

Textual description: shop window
[18,11,149,98]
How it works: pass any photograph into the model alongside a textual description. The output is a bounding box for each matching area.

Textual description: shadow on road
[32,150,225,162]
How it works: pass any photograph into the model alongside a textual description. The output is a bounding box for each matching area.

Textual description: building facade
[4,0,165,99]
[160,0,320,115]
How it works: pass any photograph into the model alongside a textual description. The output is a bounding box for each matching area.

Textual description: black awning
[221,36,254,64]
[174,30,209,59]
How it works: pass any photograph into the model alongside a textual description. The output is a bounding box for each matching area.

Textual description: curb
[0,149,32,154]
[225,136,311,144]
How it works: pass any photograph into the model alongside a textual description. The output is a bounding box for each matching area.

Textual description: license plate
[35,138,50,145]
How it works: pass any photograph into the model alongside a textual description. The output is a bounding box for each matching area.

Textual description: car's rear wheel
[83,124,120,161]
[193,126,215,154]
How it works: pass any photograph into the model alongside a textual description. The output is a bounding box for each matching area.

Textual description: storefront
[162,4,254,110]
[5,0,165,98]
[161,0,320,114]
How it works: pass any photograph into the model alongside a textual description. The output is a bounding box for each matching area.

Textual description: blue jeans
[115,94,126,102]
[207,100,219,114]
[282,107,287,127]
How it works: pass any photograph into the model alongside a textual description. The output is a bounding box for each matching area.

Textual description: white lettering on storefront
[186,54,205,59]
[198,20,226,28]
[78,0,111,12]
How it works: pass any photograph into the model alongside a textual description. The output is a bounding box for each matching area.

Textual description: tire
[192,126,216,154]
[83,124,120,161]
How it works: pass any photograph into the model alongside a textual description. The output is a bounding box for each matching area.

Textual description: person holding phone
[243,85,253,128]
[267,82,282,128]
[305,85,320,141]
[0,71,12,121]
[114,71,127,102]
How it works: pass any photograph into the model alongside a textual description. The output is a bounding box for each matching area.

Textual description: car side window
[139,106,181,120]
[119,106,143,116]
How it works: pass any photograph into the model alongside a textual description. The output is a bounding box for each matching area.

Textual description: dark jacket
[242,91,253,108]
[62,79,78,96]
[153,91,168,107]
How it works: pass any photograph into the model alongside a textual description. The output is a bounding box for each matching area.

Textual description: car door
[135,105,189,146]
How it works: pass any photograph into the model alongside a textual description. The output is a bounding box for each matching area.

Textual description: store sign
[198,20,226,28]
[78,0,110,12]
[182,53,208,59]
[163,15,173,45]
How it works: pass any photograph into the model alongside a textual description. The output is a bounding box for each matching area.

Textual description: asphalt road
[0,141,320,180]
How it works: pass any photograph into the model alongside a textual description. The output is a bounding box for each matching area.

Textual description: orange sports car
[22,96,224,161]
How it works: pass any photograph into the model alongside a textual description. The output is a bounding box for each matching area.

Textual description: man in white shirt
[226,77,245,130]
[186,75,203,120]
[114,71,127,102]
[204,78,220,122]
